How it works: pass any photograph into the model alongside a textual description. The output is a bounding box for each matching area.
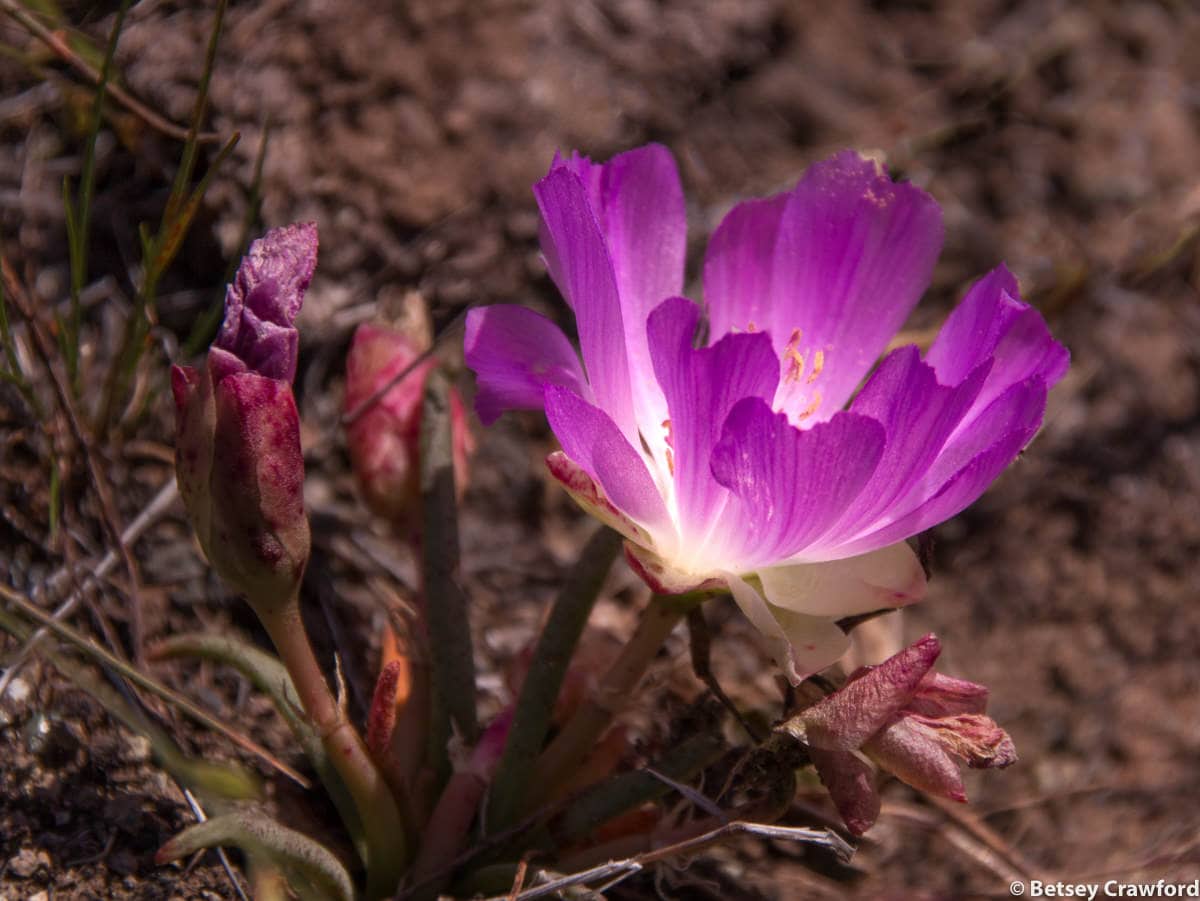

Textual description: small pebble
[7,848,49,879]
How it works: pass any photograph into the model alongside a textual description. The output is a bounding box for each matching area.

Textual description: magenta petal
[821,346,986,546]
[927,265,1069,430]
[709,399,885,569]
[464,305,590,424]
[545,146,685,456]
[543,386,672,538]
[647,297,778,537]
[555,145,686,337]
[535,167,637,442]
[840,377,1048,554]
[704,152,943,420]
[802,634,941,750]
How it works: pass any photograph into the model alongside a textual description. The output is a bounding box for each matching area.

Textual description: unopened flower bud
[344,319,473,530]
[173,223,317,610]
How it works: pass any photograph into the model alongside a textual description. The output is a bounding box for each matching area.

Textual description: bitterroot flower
[465,145,1068,681]
[783,633,1017,834]
[172,223,317,608]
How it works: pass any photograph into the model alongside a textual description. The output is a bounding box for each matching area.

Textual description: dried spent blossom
[173,223,317,608]
[465,145,1068,681]
[783,633,1017,834]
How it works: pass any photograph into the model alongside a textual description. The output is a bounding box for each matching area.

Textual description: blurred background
[1,1,1198,897]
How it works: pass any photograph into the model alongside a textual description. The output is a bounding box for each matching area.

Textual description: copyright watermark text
[1010,881,1200,899]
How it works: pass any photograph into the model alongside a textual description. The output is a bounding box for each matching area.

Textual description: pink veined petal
[837,377,1048,555]
[723,573,851,684]
[927,266,1070,438]
[708,398,885,569]
[703,152,943,423]
[646,297,779,544]
[535,167,637,443]
[464,305,591,424]
[757,542,926,618]
[554,146,685,454]
[801,633,941,750]
[546,452,658,549]
[543,386,673,541]
[817,346,988,548]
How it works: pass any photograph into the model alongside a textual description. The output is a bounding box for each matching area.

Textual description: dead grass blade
[0,581,311,788]
[0,0,220,143]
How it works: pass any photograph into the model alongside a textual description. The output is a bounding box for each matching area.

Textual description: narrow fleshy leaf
[148,632,367,862]
[420,369,479,745]
[487,526,623,834]
[156,811,354,901]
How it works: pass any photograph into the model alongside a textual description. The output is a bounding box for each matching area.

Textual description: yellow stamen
[798,391,822,420]
[807,349,825,384]
[784,347,805,383]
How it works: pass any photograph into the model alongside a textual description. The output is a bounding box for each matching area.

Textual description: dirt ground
[2,0,1199,898]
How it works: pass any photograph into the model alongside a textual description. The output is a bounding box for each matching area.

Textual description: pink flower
[786,633,1016,835]
[466,145,1068,682]
[172,223,317,607]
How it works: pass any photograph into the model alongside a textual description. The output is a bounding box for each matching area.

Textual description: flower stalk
[256,592,406,899]
[527,592,702,811]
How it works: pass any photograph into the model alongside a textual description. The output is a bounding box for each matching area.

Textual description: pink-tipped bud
[789,634,1017,835]
[344,319,473,530]
[173,224,317,609]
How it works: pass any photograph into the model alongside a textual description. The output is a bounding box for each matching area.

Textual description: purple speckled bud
[787,633,1017,835]
[173,224,316,608]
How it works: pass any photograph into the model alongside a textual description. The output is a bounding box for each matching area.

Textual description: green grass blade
[62,0,132,387]
[161,0,227,226]
[182,120,270,358]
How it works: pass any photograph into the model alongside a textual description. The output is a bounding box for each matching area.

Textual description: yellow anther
[665,447,675,476]
[797,391,823,420]
[807,349,825,384]
[746,320,757,333]
[786,327,803,349]
[784,347,806,383]
[661,418,674,449]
